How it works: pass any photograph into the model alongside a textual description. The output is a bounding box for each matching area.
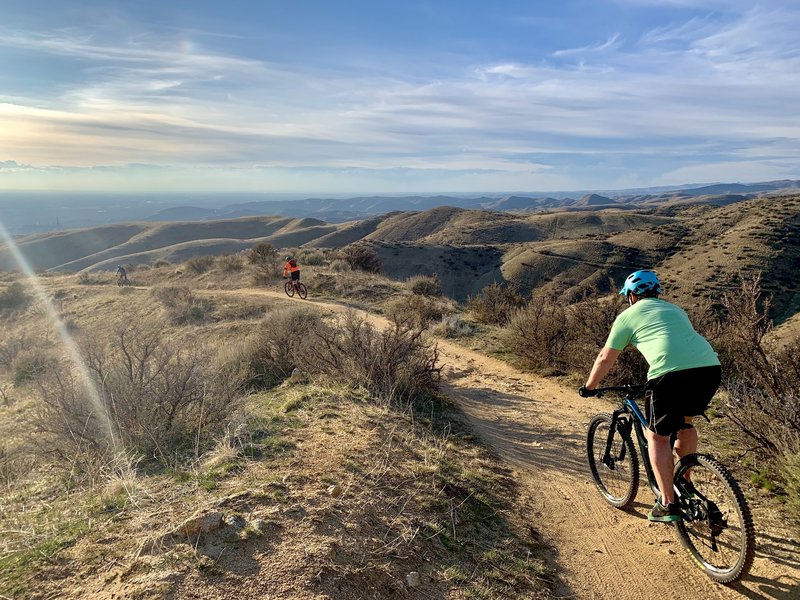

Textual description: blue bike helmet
[619,270,662,297]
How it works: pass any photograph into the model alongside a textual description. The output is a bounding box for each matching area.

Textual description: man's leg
[647,429,675,505]
[673,417,696,460]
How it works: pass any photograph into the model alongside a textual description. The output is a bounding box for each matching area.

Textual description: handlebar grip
[578,386,597,398]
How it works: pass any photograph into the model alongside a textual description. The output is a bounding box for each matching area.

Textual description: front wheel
[587,414,640,508]
[673,453,755,584]
[296,282,307,300]
[284,281,295,297]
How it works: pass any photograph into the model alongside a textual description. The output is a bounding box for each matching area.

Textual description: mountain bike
[117,275,130,287]
[284,279,307,300]
[584,385,755,584]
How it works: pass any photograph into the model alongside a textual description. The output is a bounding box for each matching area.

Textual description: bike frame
[604,394,661,498]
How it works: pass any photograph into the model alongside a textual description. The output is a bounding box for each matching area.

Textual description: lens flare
[0,218,119,452]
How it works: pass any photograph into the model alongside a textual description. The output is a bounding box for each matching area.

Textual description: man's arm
[584,347,622,389]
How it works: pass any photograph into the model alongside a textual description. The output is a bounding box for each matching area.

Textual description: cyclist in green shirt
[580,270,721,522]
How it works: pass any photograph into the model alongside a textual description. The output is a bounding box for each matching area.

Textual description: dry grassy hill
[2,194,798,324]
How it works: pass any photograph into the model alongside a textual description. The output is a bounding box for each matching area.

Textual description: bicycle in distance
[284,278,307,300]
[583,384,755,583]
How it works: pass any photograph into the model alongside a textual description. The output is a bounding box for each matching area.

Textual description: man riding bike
[282,255,300,289]
[115,265,128,285]
[579,270,721,523]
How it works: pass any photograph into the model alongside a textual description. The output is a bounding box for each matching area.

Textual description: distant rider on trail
[283,256,300,287]
[579,270,721,523]
[115,265,128,285]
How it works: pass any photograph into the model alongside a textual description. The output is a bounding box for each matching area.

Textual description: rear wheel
[587,414,640,508]
[284,281,295,297]
[673,453,755,583]
[297,282,307,300]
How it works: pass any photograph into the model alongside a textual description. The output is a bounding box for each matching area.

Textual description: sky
[1,0,799,194]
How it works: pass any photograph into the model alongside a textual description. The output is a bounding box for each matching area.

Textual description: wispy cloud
[1,2,799,191]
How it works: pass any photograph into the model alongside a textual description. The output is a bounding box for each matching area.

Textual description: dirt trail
[213,288,800,599]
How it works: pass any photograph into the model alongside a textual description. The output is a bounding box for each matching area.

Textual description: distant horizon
[2,1,799,192]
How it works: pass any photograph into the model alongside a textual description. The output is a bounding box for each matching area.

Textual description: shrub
[151,286,214,325]
[0,333,32,368]
[76,272,105,285]
[339,244,381,273]
[298,248,327,266]
[152,259,171,268]
[185,255,215,274]
[385,295,447,328]
[504,295,571,373]
[304,312,440,406]
[330,259,351,273]
[32,323,244,470]
[406,274,442,297]
[249,243,281,285]
[13,349,55,385]
[431,314,474,339]
[467,282,525,325]
[235,308,324,390]
[217,253,244,273]
[0,282,31,313]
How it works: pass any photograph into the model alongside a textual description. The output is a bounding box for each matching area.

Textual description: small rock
[327,484,343,498]
[666,548,676,555]
[251,519,271,534]
[225,515,247,530]
[405,572,421,588]
[174,511,224,539]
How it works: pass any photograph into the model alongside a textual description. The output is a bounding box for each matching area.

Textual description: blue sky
[1,0,798,193]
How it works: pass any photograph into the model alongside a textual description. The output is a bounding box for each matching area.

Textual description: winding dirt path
[212,288,800,599]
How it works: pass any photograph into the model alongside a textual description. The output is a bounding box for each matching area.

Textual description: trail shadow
[730,573,800,599]
[444,383,587,476]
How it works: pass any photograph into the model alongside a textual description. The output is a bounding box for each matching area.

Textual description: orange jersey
[283,260,299,276]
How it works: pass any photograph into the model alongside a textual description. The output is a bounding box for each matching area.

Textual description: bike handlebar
[578,384,645,398]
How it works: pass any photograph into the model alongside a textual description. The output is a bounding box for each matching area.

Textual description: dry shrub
[235,307,323,390]
[467,282,525,325]
[385,295,448,328]
[0,332,33,368]
[330,259,351,273]
[152,259,171,268]
[217,253,244,273]
[184,255,215,274]
[298,248,327,266]
[339,244,381,273]
[77,272,105,285]
[0,282,31,313]
[151,286,214,325]
[12,348,56,385]
[504,290,647,382]
[406,274,442,297]
[32,323,244,472]
[304,312,440,406]
[249,242,281,285]
[708,275,800,456]
[431,314,475,338]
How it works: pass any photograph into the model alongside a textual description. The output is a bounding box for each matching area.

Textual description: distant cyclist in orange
[283,255,300,288]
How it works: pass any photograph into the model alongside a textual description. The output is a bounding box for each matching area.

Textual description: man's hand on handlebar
[578,385,598,398]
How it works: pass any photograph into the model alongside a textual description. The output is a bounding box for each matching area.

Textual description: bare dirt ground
[230,287,800,600]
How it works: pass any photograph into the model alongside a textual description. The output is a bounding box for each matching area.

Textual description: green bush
[298,248,327,266]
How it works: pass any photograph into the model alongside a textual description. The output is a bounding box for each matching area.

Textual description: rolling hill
[1,194,798,322]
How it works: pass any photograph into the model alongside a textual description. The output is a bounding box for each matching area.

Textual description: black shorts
[291,270,300,281]
[645,365,721,436]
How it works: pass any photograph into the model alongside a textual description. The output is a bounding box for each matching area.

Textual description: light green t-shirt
[605,298,720,380]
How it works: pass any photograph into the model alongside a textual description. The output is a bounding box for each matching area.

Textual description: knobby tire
[673,453,755,584]
[587,414,640,508]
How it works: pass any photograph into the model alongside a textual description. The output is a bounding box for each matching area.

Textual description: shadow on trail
[443,383,587,477]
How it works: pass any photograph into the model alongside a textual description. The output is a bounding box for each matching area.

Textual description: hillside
[1,194,798,323]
